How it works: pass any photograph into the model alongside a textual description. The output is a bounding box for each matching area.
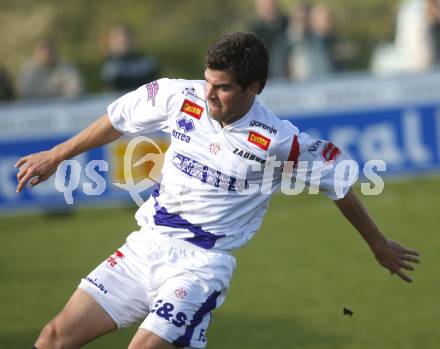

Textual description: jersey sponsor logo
[176,116,195,133]
[249,120,278,134]
[322,142,341,161]
[233,148,266,164]
[172,130,191,143]
[248,131,271,150]
[146,80,159,106]
[172,152,247,192]
[181,99,204,119]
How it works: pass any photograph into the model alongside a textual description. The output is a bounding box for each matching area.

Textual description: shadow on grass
[208,313,347,349]
[0,327,137,348]
[0,314,346,349]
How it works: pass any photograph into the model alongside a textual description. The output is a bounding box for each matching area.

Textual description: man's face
[34,42,56,67]
[204,68,258,126]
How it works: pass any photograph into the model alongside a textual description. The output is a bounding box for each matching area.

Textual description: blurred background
[1,0,439,348]
[1,0,439,94]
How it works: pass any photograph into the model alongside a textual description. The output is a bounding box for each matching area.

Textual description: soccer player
[16,32,419,349]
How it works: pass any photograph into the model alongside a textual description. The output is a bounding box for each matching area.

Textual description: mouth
[208,100,221,111]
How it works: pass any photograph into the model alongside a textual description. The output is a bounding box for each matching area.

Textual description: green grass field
[1,176,439,349]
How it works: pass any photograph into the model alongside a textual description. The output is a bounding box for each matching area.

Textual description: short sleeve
[294,132,355,200]
[107,78,173,136]
[271,119,300,161]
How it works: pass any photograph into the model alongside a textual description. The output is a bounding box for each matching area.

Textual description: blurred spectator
[310,4,344,71]
[250,0,289,79]
[427,0,440,64]
[101,24,159,91]
[287,3,352,81]
[286,2,314,80]
[371,0,440,74]
[0,67,14,101]
[17,39,83,99]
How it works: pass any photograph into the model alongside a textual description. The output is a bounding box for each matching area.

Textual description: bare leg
[128,329,177,349]
[35,288,117,349]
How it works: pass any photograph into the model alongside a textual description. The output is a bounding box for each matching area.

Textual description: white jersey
[108,78,350,251]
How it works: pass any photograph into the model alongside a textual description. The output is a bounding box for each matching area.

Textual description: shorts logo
[181,99,204,119]
[86,277,108,294]
[146,80,159,106]
[151,299,188,328]
[177,116,195,133]
[248,131,271,150]
[322,142,341,162]
[107,249,125,268]
[174,288,187,300]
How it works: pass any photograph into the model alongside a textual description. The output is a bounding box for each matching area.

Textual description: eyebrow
[204,73,233,88]
[205,79,232,89]
[212,83,231,88]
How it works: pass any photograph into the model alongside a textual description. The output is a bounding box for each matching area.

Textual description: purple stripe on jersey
[152,184,225,249]
[173,290,221,348]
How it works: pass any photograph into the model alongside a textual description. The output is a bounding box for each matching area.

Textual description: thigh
[141,273,226,348]
[138,242,236,348]
[128,328,177,349]
[36,288,117,348]
[78,245,151,328]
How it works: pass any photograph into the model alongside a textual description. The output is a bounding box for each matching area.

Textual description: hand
[372,240,420,283]
[15,150,61,193]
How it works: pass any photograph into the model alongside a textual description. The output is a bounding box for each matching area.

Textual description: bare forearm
[51,114,122,161]
[16,114,122,192]
[334,189,387,249]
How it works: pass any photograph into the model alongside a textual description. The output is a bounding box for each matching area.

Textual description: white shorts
[78,227,236,348]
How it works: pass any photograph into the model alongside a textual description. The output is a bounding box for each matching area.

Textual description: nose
[205,84,216,100]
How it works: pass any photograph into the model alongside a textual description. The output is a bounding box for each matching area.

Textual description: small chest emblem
[209,142,221,155]
[177,116,195,133]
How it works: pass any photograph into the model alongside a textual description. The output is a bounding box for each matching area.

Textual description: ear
[246,81,260,95]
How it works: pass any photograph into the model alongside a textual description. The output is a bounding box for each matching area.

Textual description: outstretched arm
[16,114,122,192]
[334,189,420,283]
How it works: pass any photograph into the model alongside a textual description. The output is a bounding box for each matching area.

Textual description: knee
[35,320,70,349]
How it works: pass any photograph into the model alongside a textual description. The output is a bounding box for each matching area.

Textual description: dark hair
[206,32,269,94]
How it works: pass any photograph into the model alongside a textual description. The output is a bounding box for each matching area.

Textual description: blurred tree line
[0,0,399,93]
